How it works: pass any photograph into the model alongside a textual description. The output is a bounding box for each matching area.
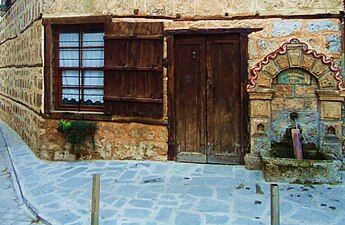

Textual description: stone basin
[260,150,342,184]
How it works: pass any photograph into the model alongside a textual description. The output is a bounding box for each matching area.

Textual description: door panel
[173,34,243,164]
[175,37,207,163]
[206,36,242,164]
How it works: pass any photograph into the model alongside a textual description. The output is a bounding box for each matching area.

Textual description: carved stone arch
[247,38,344,92]
[244,39,345,173]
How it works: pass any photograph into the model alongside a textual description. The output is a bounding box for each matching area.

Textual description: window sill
[50,110,104,115]
[43,111,168,126]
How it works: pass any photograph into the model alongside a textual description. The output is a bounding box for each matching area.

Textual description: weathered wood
[104,66,163,72]
[167,35,176,161]
[51,24,105,112]
[103,96,163,104]
[42,15,112,25]
[170,32,248,164]
[91,174,100,225]
[270,184,280,225]
[206,35,242,164]
[104,22,164,118]
[174,36,207,159]
[105,34,163,40]
[164,28,262,35]
[239,32,250,162]
[52,26,61,111]
[43,23,53,114]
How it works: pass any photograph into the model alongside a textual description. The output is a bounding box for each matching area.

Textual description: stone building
[0,0,344,170]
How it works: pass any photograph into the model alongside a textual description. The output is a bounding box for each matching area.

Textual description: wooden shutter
[104,22,164,118]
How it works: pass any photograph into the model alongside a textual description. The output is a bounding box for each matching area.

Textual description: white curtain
[59,32,104,105]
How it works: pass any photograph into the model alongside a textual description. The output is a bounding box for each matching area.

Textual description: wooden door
[206,35,242,164]
[173,34,244,164]
[174,36,207,163]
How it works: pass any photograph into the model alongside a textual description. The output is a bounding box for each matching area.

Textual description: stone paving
[0,127,41,225]
[0,121,344,225]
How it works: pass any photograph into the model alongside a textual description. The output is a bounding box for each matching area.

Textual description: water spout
[290,113,303,160]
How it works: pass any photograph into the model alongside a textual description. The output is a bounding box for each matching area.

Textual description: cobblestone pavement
[0,130,41,225]
[0,121,344,225]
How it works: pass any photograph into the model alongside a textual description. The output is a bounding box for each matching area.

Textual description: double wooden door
[173,34,245,164]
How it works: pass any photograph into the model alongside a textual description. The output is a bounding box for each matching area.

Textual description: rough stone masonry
[0,0,344,162]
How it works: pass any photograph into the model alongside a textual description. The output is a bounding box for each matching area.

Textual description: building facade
[0,0,344,167]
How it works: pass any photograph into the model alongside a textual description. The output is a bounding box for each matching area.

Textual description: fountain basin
[261,151,342,184]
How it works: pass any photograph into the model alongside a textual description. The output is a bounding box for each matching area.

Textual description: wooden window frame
[43,16,111,114]
[43,16,168,125]
[53,24,105,112]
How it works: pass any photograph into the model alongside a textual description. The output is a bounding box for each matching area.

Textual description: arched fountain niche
[244,39,345,184]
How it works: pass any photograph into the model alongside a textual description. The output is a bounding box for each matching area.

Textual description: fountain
[290,112,303,160]
[260,111,342,184]
[244,39,344,184]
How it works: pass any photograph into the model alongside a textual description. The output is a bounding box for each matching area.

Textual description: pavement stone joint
[0,122,344,225]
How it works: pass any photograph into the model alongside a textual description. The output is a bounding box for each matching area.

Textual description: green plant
[57,120,72,133]
[57,120,98,156]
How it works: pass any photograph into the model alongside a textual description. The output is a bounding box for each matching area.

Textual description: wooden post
[91,174,100,225]
[271,184,280,225]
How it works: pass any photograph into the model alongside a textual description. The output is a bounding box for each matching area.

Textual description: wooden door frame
[166,28,260,162]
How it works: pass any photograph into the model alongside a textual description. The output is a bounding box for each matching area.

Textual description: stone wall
[0,0,344,162]
[271,69,319,145]
[42,0,343,17]
[0,95,44,152]
[38,120,168,161]
[0,21,42,67]
[0,0,43,43]
[0,67,43,112]
[0,0,44,149]
[0,19,43,113]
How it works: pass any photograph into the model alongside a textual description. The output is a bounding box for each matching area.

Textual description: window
[54,25,105,111]
[45,18,164,119]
